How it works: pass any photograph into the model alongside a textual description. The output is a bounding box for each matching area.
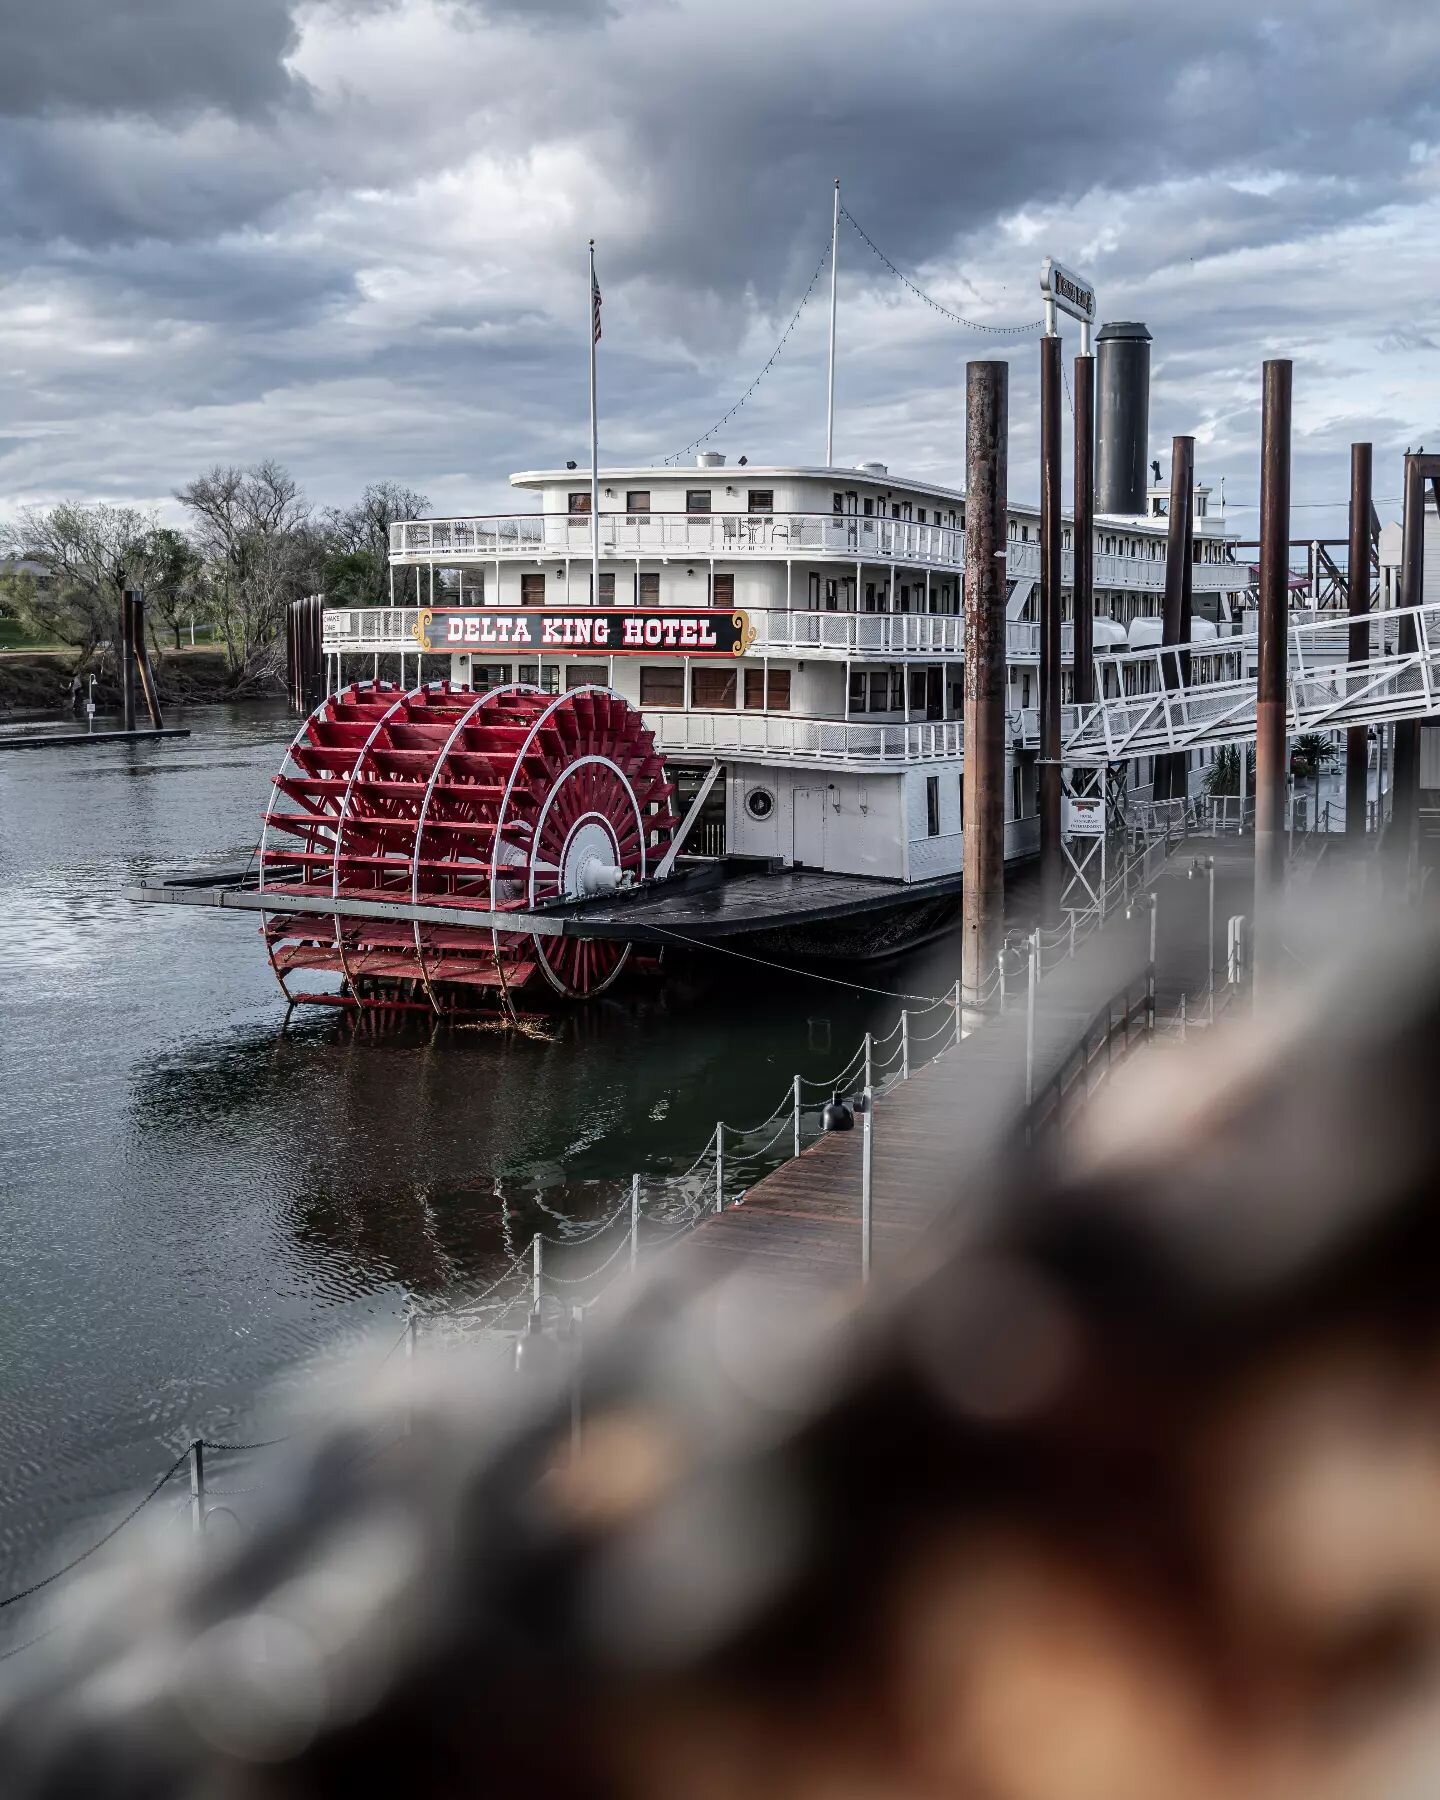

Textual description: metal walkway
[1061,601,1440,765]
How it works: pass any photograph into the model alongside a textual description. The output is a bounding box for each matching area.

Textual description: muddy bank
[0,651,282,722]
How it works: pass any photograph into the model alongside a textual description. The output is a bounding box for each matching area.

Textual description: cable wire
[645,924,943,1003]
[841,205,1045,337]
[668,236,832,464]
[0,1448,190,1611]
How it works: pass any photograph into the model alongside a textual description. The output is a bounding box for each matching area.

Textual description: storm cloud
[1,0,1438,526]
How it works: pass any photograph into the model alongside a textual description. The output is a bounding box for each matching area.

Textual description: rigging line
[644,924,943,1004]
[0,1448,190,1611]
[669,234,833,464]
[840,205,1045,337]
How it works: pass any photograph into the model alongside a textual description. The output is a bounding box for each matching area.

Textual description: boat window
[949,673,964,715]
[634,571,659,605]
[849,669,866,712]
[889,669,905,710]
[565,665,597,690]
[639,666,683,707]
[1011,767,1023,819]
[625,490,651,517]
[567,491,591,515]
[824,578,840,612]
[809,572,822,607]
[926,776,940,838]
[747,490,774,515]
[833,492,845,513]
[520,572,546,605]
[516,662,560,694]
[691,665,737,707]
[685,489,712,514]
[910,670,927,712]
[744,669,792,710]
[864,581,878,613]
[711,572,735,609]
[863,498,874,517]
[589,572,615,603]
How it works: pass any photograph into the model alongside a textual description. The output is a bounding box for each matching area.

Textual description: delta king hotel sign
[412,606,755,657]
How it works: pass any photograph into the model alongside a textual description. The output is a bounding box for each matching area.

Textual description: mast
[589,239,600,603]
[826,179,839,467]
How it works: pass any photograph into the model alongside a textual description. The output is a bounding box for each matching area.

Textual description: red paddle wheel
[259,680,678,1012]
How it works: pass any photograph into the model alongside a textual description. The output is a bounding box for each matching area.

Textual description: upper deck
[386,460,1244,598]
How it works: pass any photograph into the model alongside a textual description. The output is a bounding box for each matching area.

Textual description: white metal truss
[1059,601,1440,766]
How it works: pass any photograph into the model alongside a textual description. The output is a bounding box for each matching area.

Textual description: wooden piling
[1039,334,1063,923]
[120,590,138,733]
[1346,443,1372,842]
[962,361,1009,1008]
[1392,453,1427,860]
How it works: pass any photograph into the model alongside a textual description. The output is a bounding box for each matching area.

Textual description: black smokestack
[1095,322,1152,514]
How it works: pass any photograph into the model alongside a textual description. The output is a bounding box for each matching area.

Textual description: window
[567,492,591,515]
[808,572,821,607]
[517,662,560,694]
[863,497,874,517]
[639,666,684,707]
[909,670,927,713]
[949,674,964,716]
[747,489,774,514]
[744,669,791,710]
[833,492,844,513]
[589,572,615,602]
[520,572,546,605]
[711,572,735,609]
[565,666,595,690]
[1012,767,1023,820]
[926,776,940,838]
[890,669,905,710]
[868,670,890,712]
[864,581,878,613]
[625,490,651,517]
[634,571,659,605]
[849,670,866,712]
[917,507,927,524]
[685,489,712,514]
[691,666,737,707]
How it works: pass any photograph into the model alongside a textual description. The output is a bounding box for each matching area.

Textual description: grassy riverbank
[0,649,280,722]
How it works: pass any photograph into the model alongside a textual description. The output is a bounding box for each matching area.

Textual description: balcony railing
[387,512,1246,594]
[651,711,964,766]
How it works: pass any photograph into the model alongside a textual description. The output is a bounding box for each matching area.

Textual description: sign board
[1040,258,1096,324]
[412,606,754,657]
[1064,795,1106,838]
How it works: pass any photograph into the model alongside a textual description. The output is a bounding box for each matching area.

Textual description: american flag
[591,264,602,344]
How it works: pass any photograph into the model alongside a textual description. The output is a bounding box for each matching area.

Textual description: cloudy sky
[2,0,1438,533]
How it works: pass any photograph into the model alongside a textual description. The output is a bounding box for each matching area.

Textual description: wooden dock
[672,835,1260,1296]
[0,726,191,753]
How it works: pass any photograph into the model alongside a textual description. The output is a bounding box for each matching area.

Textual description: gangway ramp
[1062,601,1440,765]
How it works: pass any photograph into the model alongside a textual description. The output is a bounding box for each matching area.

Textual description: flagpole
[825,178,839,467]
[588,239,600,605]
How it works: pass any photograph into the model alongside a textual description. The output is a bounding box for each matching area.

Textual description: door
[792,787,827,868]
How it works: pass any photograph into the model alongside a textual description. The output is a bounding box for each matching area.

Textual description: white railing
[651,711,964,765]
[756,609,965,656]
[1064,602,1440,763]
[387,513,1246,595]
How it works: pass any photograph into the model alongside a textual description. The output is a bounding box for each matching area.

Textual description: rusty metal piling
[961,361,1009,1008]
[1346,443,1373,842]
[1039,334,1063,921]
[1157,436,1194,802]
[1072,352,1095,708]
[1255,360,1293,973]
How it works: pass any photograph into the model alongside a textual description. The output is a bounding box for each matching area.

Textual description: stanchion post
[1146,892,1158,1036]
[1180,992,1188,1041]
[951,978,962,1046]
[1039,332,1063,921]
[531,1234,542,1312]
[1025,933,1038,1107]
[997,951,1006,1012]
[714,1123,724,1213]
[863,1030,873,1091]
[792,1074,802,1158]
[629,1174,640,1271]
[861,1088,873,1284]
[900,1010,910,1080]
[188,1440,205,1541]
[1207,855,1216,1024]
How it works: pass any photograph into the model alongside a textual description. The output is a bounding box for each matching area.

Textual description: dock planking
[671,834,1262,1297]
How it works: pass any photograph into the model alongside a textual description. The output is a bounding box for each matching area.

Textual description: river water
[0,703,965,1614]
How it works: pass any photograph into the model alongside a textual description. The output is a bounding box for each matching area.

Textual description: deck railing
[651,711,964,765]
[387,512,1245,594]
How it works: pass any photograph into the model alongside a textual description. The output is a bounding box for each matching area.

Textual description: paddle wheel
[259,680,678,1012]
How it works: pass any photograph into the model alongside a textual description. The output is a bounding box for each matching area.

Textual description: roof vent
[696,451,726,468]
[856,460,888,476]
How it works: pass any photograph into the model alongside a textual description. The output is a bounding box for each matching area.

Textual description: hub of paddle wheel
[258,681,678,1012]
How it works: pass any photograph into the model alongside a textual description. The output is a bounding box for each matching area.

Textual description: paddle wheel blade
[258,680,677,1012]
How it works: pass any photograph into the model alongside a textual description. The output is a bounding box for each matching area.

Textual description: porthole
[745,787,775,821]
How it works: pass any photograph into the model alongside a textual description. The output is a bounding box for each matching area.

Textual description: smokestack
[1095,321,1152,515]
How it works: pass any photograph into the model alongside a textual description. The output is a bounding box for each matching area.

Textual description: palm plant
[1291,732,1339,830]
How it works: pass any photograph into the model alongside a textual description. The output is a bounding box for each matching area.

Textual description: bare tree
[0,502,155,659]
[321,481,431,607]
[176,462,320,673]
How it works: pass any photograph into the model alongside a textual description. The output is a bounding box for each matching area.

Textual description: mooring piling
[1039,331,1064,923]
[1072,348,1096,708]
[1255,359,1293,982]
[1346,443,1374,842]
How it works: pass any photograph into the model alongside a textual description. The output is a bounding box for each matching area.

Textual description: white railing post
[952,978,962,1046]
[793,1074,802,1159]
[861,1088,874,1283]
[1025,934,1038,1107]
[532,1234,543,1312]
[714,1123,724,1213]
[863,1030,873,1091]
[629,1173,640,1271]
[1146,892,1159,1037]
[998,951,1007,1011]
[900,1009,910,1080]
[189,1440,205,1541]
